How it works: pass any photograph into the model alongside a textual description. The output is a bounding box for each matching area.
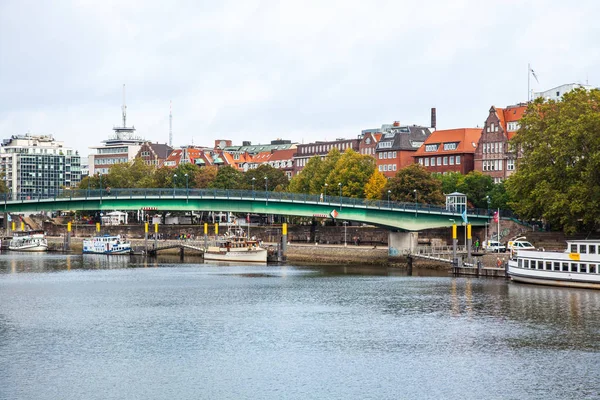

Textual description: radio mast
[169,100,173,147]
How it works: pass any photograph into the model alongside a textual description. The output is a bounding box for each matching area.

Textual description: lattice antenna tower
[169,100,173,147]
[122,84,127,128]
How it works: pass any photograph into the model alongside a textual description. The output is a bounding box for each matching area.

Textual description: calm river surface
[1,253,599,399]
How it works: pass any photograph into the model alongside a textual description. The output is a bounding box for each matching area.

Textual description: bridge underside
[2,196,489,231]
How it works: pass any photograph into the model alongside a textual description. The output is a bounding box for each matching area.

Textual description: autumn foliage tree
[386,163,445,205]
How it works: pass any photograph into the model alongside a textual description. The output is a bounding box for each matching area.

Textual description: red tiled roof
[414,128,482,156]
[268,148,295,161]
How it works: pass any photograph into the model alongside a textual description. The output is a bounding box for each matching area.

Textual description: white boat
[9,230,48,252]
[203,236,267,263]
[83,234,131,254]
[507,239,600,289]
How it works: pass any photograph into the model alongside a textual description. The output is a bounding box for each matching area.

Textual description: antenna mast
[169,100,173,147]
[122,84,127,128]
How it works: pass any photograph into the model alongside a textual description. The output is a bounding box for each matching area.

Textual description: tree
[385,163,445,205]
[505,88,600,233]
[104,158,155,188]
[288,156,323,194]
[364,170,387,200]
[436,172,463,195]
[487,181,511,211]
[194,166,218,188]
[456,171,493,208]
[325,149,376,198]
[173,163,201,188]
[209,166,244,189]
[245,164,289,192]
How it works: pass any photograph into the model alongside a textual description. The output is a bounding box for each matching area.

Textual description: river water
[0,254,599,400]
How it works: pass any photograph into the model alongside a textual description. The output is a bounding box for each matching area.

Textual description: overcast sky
[1,0,599,157]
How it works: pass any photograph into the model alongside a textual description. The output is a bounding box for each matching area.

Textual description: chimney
[431,108,437,129]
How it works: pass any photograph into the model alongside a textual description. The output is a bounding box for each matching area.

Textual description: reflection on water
[0,255,599,399]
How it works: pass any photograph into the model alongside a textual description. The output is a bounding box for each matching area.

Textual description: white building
[0,134,82,200]
[88,94,145,175]
[534,83,594,102]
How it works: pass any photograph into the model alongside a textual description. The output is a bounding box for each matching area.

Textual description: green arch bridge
[2,188,490,231]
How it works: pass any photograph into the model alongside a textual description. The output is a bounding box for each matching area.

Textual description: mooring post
[407,255,413,276]
[144,222,148,255]
[467,223,472,267]
[204,223,208,249]
[154,223,158,250]
[66,221,72,252]
[281,222,287,260]
[179,246,184,261]
[452,223,458,274]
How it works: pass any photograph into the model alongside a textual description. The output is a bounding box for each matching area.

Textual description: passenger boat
[507,239,600,289]
[83,234,131,254]
[203,236,267,263]
[9,230,48,252]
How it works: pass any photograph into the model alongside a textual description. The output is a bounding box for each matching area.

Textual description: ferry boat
[204,236,267,263]
[83,234,131,255]
[9,230,48,252]
[507,239,600,289]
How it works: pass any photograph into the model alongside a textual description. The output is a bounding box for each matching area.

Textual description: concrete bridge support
[388,231,418,256]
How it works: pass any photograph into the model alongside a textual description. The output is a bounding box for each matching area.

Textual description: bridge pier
[388,231,418,256]
[180,246,184,261]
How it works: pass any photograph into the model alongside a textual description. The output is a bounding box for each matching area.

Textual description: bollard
[281,223,287,256]
[407,255,413,276]
[144,222,148,255]
[66,221,72,252]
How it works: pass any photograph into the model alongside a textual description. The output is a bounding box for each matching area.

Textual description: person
[496,257,502,268]
[475,239,480,252]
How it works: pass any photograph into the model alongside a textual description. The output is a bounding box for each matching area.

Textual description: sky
[1,0,599,157]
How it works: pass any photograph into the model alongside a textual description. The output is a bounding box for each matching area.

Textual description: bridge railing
[1,188,495,218]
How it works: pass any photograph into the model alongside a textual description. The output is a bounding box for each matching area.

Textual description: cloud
[1,0,599,157]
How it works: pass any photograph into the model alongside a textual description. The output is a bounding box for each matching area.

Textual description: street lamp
[324,183,328,202]
[185,173,189,201]
[99,173,103,202]
[486,195,491,244]
[338,182,342,210]
[343,221,348,247]
[173,173,177,196]
[387,190,391,208]
[264,176,268,205]
[251,177,256,198]
[413,189,418,217]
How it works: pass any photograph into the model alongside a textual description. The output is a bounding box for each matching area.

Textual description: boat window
[545,261,552,271]
[570,244,577,253]
[562,262,569,272]
[524,259,529,268]
[590,245,597,254]
[590,264,597,274]
[554,262,560,271]
[518,259,522,267]
[580,263,587,273]
[580,244,587,254]
[537,261,544,270]
[571,263,578,272]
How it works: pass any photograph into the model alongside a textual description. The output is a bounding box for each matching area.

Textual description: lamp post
[324,183,328,202]
[343,221,348,247]
[252,177,256,198]
[338,183,342,210]
[264,176,268,206]
[185,173,189,202]
[413,189,418,217]
[173,174,177,196]
[99,173,103,203]
[486,195,491,245]
[387,190,391,208]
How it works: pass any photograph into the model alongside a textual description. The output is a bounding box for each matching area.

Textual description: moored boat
[203,236,267,263]
[9,230,48,252]
[507,240,600,289]
[83,234,131,254]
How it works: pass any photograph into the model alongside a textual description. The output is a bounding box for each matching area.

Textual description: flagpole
[497,208,500,243]
[527,63,530,102]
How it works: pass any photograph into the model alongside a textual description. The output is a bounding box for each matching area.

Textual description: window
[590,245,597,254]
[571,263,578,272]
[437,157,442,166]
[387,152,392,159]
[378,165,382,171]
[425,144,439,152]
[431,158,435,166]
[490,123,494,131]
[591,264,597,274]
[546,261,552,271]
[383,152,387,159]
[580,244,587,254]
[449,156,454,165]
[507,159,515,171]
[571,244,577,253]
[393,151,397,158]
[443,156,448,165]
[554,262,560,271]
[418,158,423,165]
[456,156,461,165]
[383,165,388,171]
[424,158,429,166]
[392,164,397,171]
[443,143,457,151]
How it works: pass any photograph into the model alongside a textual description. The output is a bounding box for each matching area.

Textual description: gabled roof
[147,143,173,159]
[268,148,295,162]
[391,126,432,151]
[414,128,482,156]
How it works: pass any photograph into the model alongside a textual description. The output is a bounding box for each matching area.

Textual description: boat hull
[508,262,600,290]
[8,244,48,252]
[83,248,131,255]
[203,248,267,263]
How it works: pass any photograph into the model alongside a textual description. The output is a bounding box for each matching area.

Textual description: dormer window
[425,144,439,152]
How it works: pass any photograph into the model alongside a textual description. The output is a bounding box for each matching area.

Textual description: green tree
[325,149,376,198]
[456,171,493,208]
[209,166,244,189]
[153,166,175,188]
[487,182,510,211]
[364,170,387,200]
[385,163,445,205]
[436,172,463,195]
[173,163,201,188]
[506,88,600,233]
[288,156,323,194]
[245,164,289,192]
[104,158,155,188]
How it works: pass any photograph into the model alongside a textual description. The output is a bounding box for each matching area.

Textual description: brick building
[414,128,481,174]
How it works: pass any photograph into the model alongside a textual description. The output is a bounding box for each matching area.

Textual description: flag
[493,211,499,223]
[461,209,468,224]
[529,66,539,83]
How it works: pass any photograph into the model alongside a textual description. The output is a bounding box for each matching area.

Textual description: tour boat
[83,234,132,255]
[9,230,48,252]
[507,239,600,289]
[203,236,267,263]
